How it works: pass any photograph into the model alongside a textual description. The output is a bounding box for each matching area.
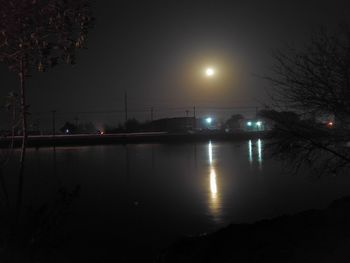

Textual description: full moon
[205,68,215,76]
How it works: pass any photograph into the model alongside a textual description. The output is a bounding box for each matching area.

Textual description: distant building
[148,117,195,132]
[243,119,266,132]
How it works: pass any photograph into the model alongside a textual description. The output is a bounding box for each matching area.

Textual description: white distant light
[256,121,262,127]
[247,121,252,126]
[65,129,69,134]
[205,68,215,77]
[206,117,213,124]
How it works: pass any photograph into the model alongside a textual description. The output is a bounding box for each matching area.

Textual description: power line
[30,105,260,117]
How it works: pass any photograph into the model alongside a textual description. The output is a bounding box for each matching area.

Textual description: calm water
[5,140,350,261]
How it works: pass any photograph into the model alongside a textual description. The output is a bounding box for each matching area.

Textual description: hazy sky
[1,0,350,128]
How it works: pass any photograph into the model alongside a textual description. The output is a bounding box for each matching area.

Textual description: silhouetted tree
[60,121,77,134]
[78,121,97,134]
[258,109,300,130]
[0,0,93,256]
[125,118,141,132]
[265,25,350,175]
[225,114,244,130]
[60,121,97,134]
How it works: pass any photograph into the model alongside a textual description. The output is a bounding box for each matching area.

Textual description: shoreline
[0,131,269,148]
[157,195,350,262]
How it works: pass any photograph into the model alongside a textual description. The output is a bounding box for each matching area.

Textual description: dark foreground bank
[0,131,268,148]
[157,196,350,263]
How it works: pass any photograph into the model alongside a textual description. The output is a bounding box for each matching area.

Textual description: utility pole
[124,91,128,122]
[185,110,190,130]
[193,106,196,130]
[51,110,56,137]
[36,118,41,135]
[74,117,79,127]
[150,107,154,132]
[150,107,154,121]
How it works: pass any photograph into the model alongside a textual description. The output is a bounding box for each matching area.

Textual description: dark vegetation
[0,0,93,261]
[60,121,98,134]
[260,25,350,175]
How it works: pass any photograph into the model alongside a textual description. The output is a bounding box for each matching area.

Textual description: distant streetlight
[327,121,333,128]
[206,117,213,124]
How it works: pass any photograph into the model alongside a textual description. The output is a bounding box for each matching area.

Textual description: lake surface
[5,140,350,261]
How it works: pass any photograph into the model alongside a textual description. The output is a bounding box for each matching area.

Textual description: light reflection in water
[248,140,253,164]
[208,141,213,165]
[247,139,264,168]
[210,168,217,195]
[257,139,263,169]
[207,141,221,222]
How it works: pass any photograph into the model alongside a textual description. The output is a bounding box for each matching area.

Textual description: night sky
[1,0,350,129]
